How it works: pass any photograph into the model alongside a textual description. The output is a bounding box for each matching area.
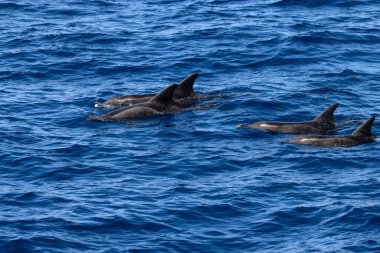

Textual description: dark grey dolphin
[238,103,339,134]
[288,116,375,147]
[95,73,200,108]
[88,83,182,122]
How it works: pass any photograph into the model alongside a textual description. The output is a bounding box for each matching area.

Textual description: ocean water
[1,0,380,252]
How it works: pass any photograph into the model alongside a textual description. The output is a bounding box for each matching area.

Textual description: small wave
[89,0,121,6]
[290,22,323,31]
[305,87,358,97]
[41,32,108,43]
[271,0,331,7]
[0,238,31,253]
[343,244,380,253]
[292,31,380,45]
[0,2,26,9]
[169,203,246,223]
[95,65,155,76]
[244,53,317,69]
[271,0,365,7]
[37,166,96,181]
[15,192,38,201]
[324,205,380,231]
[291,31,342,44]
[91,36,131,44]
[45,7,92,16]
[65,215,174,233]
[0,236,90,252]
[312,69,364,78]
[271,206,322,227]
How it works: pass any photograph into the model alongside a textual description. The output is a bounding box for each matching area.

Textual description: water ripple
[0,0,379,252]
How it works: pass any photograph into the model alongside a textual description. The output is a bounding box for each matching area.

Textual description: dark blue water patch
[271,0,330,7]
[0,236,91,253]
[324,205,380,231]
[36,166,97,181]
[289,21,324,31]
[344,244,380,253]
[291,30,380,45]
[0,2,27,10]
[95,64,157,76]
[312,69,366,78]
[244,52,318,69]
[45,7,94,17]
[1,0,380,252]
[271,0,367,8]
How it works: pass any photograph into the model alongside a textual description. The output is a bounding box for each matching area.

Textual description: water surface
[1,0,380,252]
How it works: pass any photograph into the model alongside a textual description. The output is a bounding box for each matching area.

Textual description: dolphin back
[149,83,178,104]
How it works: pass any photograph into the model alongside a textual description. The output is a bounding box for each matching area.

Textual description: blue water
[1,0,380,252]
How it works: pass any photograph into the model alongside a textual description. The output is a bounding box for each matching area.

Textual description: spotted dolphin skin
[95,73,200,108]
[94,93,156,108]
[238,103,339,134]
[89,84,182,122]
[288,116,375,147]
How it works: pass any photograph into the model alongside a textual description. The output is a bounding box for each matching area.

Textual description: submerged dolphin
[95,73,200,108]
[238,103,339,134]
[288,116,376,147]
[88,83,182,122]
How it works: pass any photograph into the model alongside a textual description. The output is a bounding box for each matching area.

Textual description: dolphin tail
[312,103,339,124]
[352,116,375,137]
[149,83,178,104]
[176,73,199,95]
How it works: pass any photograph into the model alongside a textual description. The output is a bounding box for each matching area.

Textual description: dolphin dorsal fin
[352,116,375,137]
[174,73,199,97]
[149,83,178,104]
[313,103,339,123]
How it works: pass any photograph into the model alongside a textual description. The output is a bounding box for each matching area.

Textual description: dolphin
[288,116,376,147]
[88,83,182,122]
[94,73,200,108]
[94,93,156,108]
[238,103,339,134]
